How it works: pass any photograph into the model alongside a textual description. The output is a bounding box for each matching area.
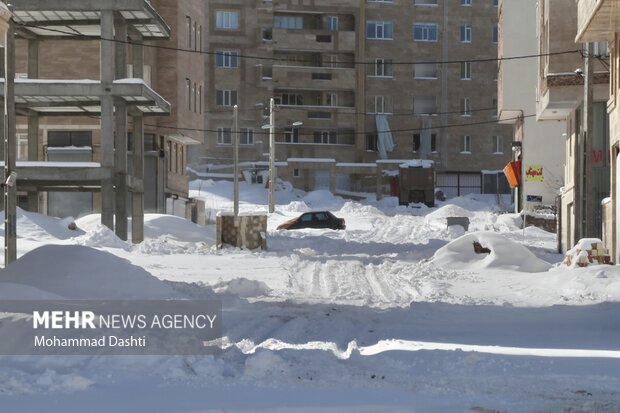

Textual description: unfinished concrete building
[4,0,208,229]
[1,0,173,253]
[201,0,512,199]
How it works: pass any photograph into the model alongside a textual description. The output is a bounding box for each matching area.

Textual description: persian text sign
[0,300,222,355]
[525,165,544,182]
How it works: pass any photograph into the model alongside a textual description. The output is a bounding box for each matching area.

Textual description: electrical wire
[15,22,581,66]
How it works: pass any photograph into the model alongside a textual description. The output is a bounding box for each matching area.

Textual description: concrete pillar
[26,39,39,212]
[329,165,336,194]
[131,41,144,243]
[4,13,17,264]
[100,10,115,230]
[376,165,383,201]
[26,116,38,211]
[113,15,128,240]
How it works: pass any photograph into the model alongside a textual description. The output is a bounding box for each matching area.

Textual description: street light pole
[268,98,275,213]
[233,105,239,217]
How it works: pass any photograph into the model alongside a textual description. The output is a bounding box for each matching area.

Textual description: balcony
[576,0,620,42]
[272,29,356,52]
[272,65,356,90]
[276,105,356,128]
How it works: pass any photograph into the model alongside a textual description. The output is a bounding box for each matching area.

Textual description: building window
[374,95,385,113]
[217,127,232,145]
[493,135,503,154]
[327,16,339,31]
[216,50,239,68]
[366,134,378,151]
[198,85,202,114]
[460,61,471,79]
[326,92,338,107]
[293,168,300,177]
[460,24,472,43]
[314,131,337,144]
[367,21,393,39]
[216,11,239,29]
[372,58,393,77]
[412,133,437,152]
[461,0,472,5]
[461,97,471,116]
[279,94,303,106]
[240,128,254,145]
[216,89,238,106]
[284,128,299,143]
[415,0,437,5]
[368,0,393,2]
[414,62,438,78]
[414,23,438,41]
[274,15,303,29]
[491,98,497,118]
[493,0,498,6]
[492,24,498,43]
[413,95,437,115]
[461,135,471,153]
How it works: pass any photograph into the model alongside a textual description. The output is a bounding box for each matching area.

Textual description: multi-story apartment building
[202,0,512,198]
[498,0,565,212]
[575,0,620,261]
[13,0,206,224]
[536,0,609,253]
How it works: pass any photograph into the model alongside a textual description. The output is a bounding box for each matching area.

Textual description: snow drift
[0,245,179,299]
[431,231,552,273]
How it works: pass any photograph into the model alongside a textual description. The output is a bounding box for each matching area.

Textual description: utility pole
[583,42,594,239]
[268,98,275,213]
[233,105,239,217]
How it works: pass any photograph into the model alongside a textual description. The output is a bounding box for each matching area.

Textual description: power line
[204,105,500,117]
[136,113,530,137]
[16,22,580,66]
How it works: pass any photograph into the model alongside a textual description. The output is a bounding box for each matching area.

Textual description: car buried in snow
[277,211,346,231]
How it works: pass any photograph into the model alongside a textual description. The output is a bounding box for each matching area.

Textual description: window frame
[216,89,238,106]
[215,10,240,30]
[461,135,472,154]
[413,23,438,42]
[460,24,472,43]
[367,21,394,40]
[217,127,233,145]
[215,50,240,68]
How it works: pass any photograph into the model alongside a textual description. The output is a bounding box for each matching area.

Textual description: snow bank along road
[0,186,619,412]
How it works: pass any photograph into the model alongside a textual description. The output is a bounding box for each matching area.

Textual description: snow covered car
[277,211,346,230]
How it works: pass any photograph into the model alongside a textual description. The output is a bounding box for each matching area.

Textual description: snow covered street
[0,181,619,412]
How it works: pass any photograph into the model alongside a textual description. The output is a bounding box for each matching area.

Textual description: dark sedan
[277,211,346,230]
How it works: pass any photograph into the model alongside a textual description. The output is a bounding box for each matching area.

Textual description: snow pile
[301,190,346,210]
[0,208,84,241]
[432,231,552,273]
[339,201,384,217]
[424,204,474,229]
[0,245,179,299]
[494,213,522,231]
[278,200,310,213]
[73,224,131,250]
[212,277,271,298]
[143,214,215,243]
